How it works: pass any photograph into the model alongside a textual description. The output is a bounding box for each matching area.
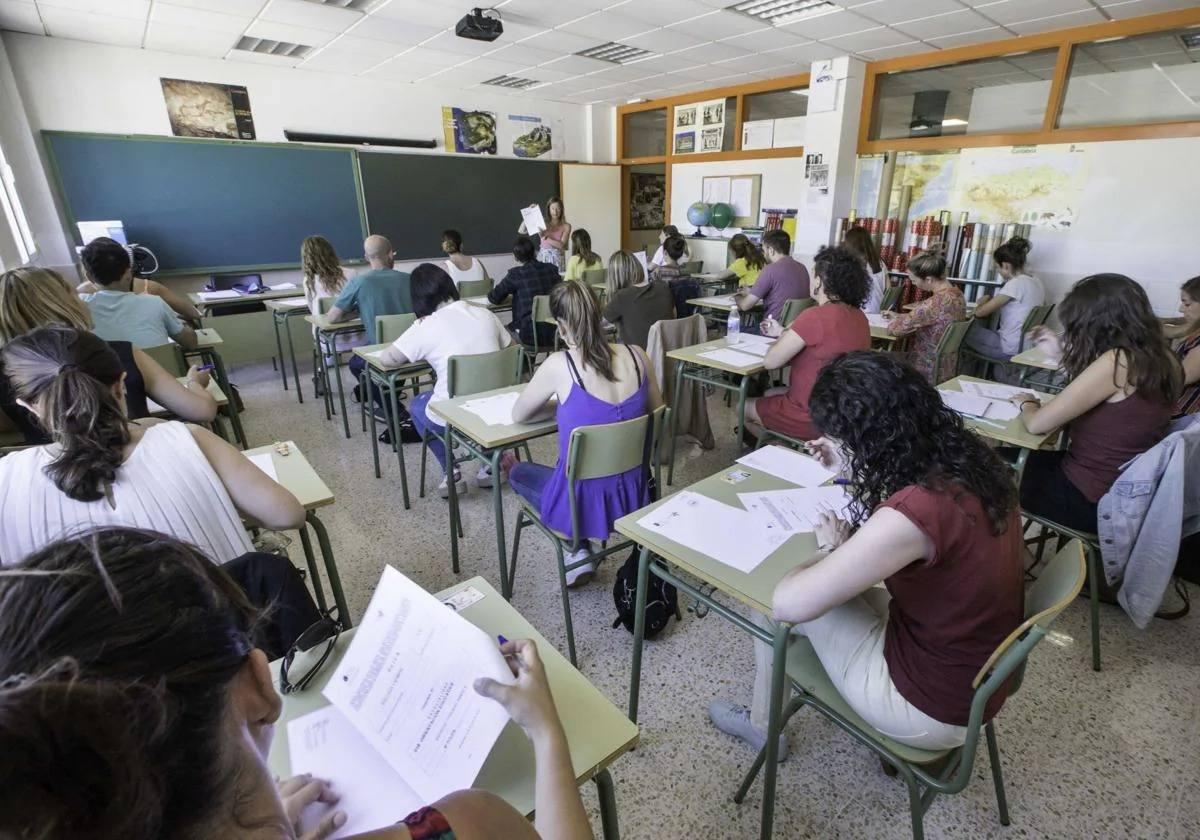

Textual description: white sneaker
[475,465,505,488]
[563,547,595,588]
[707,699,789,762]
[438,471,467,499]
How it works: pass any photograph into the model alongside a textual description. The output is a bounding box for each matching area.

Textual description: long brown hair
[571,228,598,266]
[300,235,345,300]
[842,226,883,274]
[0,527,259,839]
[728,233,765,271]
[605,250,644,299]
[2,326,130,502]
[545,196,565,227]
[0,267,92,345]
[551,281,614,381]
[1059,273,1182,405]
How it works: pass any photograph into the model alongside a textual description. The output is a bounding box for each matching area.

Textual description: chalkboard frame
[42,131,370,276]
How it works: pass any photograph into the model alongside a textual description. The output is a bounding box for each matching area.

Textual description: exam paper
[637,491,788,574]
[245,452,278,483]
[460,391,521,426]
[520,204,546,233]
[288,705,421,839]
[269,282,298,291]
[865,312,891,329]
[323,566,513,803]
[698,347,762,368]
[277,297,309,309]
[198,290,240,301]
[940,389,1019,421]
[739,486,853,535]
[730,335,773,357]
[959,380,1048,403]
[736,445,836,488]
[696,295,736,306]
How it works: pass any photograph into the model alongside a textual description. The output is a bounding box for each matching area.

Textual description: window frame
[0,140,35,268]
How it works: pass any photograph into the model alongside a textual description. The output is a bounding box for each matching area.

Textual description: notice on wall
[808,60,837,113]
[160,78,255,140]
[742,119,774,151]
[673,98,725,154]
[507,114,552,158]
[442,106,497,155]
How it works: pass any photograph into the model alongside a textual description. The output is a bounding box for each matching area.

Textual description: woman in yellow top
[711,233,765,287]
[563,228,603,282]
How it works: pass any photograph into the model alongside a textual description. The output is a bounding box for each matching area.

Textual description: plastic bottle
[727,308,741,341]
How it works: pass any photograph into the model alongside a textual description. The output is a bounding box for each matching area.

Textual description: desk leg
[490,448,510,599]
[273,312,288,391]
[389,373,410,510]
[208,350,247,449]
[316,340,332,421]
[666,360,685,486]
[736,376,749,452]
[296,525,329,614]
[594,769,620,840]
[307,511,352,629]
[286,313,303,404]
[627,546,651,724]
[445,425,461,575]
[758,624,791,840]
[366,371,381,479]
[330,336,351,439]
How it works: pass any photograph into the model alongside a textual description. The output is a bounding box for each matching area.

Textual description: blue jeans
[410,391,448,471]
[509,462,553,509]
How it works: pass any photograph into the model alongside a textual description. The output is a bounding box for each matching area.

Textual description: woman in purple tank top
[509,282,664,587]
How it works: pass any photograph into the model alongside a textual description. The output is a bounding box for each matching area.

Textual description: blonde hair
[0,267,92,346]
[550,281,614,382]
[605,251,644,299]
[300,236,346,300]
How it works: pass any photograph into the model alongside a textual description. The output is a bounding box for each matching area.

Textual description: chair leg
[509,510,525,594]
[734,743,769,804]
[901,768,926,840]
[1086,544,1103,671]
[984,721,1011,826]
[553,540,578,666]
[418,436,429,499]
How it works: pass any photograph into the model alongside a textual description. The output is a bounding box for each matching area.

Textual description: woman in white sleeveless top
[0,326,305,566]
[441,228,490,288]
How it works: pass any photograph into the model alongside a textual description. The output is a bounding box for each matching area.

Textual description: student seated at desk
[76,273,201,325]
[651,235,700,318]
[0,326,304,566]
[710,351,1024,759]
[650,224,691,267]
[964,236,1045,368]
[509,282,664,586]
[0,527,595,840]
[1007,274,1179,534]
[603,250,675,350]
[707,232,764,288]
[746,246,870,443]
[378,264,513,497]
[884,249,966,383]
[442,228,490,288]
[842,226,888,314]
[79,237,198,350]
[489,236,561,348]
[1167,275,1200,419]
[0,267,216,445]
[734,229,810,326]
[563,229,602,282]
[301,234,350,318]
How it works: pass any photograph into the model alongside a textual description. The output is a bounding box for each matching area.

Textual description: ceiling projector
[456,8,503,42]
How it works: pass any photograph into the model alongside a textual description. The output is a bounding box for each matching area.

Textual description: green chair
[681,260,703,274]
[1021,511,1103,671]
[881,284,902,312]
[736,540,1087,840]
[142,343,187,376]
[457,278,492,298]
[518,294,558,374]
[508,405,668,666]
[930,318,973,386]
[375,312,416,344]
[780,297,817,328]
[963,303,1055,380]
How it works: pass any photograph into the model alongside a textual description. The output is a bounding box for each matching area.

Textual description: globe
[687,201,712,235]
[710,202,734,230]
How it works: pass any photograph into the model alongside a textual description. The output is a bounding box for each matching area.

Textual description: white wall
[669,156,806,237]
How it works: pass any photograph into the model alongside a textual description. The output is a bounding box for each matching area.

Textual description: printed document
[460,391,522,426]
[959,380,1049,403]
[736,445,836,488]
[729,334,773,357]
[637,491,788,573]
[940,389,1019,421]
[698,347,763,368]
[520,204,547,233]
[198,290,241,301]
[323,566,513,803]
[865,312,890,329]
[739,486,853,534]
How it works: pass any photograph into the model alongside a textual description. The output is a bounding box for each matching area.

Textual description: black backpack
[611,546,679,638]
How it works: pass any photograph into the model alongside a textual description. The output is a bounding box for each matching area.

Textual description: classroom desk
[615,463,817,840]
[267,576,635,840]
[244,441,351,627]
[664,337,767,485]
[939,375,1059,476]
[146,377,237,442]
[351,344,433,508]
[188,286,304,317]
[184,327,247,448]
[266,297,311,403]
[687,294,739,314]
[464,294,512,313]
[1009,346,1065,393]
[429,385,558,599]
[304,314,364,440]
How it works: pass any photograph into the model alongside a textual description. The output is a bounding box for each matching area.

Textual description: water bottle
[727,308,741,342]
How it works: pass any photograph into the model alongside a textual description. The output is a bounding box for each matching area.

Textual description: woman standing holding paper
[519,197,571,271]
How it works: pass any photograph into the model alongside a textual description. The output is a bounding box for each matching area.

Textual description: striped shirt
[1174,332,1200,419]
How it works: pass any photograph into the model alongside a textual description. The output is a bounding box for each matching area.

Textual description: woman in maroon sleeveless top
[1010,274,1180,534]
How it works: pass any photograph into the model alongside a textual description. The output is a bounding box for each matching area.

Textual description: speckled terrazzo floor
[228,357,1200,840]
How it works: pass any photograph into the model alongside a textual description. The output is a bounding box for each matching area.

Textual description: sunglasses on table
[279,614,342,696]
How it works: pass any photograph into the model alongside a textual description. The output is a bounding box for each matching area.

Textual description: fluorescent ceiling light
[483,75,541,90]
[576,42,655,64]
[731,0,837,27]
[791,89,809,96]
[941,118,968,126]
[627,97,647,104]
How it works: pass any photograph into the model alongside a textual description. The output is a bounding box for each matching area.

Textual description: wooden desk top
[666,337,769,375]
[304,314,364,332]
[939,375,1058,451]
[193,327,222,348]
[146,378,227,413]
[351,343,432,376]
[267,576,639,816]
[1009,346,1060,372]
[429,384,557,450]
[244,441,334,509]
[265,296,310,312]
[686,295,739,313]
[188,288,302,308]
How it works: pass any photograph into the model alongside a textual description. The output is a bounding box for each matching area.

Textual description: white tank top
[444,257,485,286]
[0,421,254,566]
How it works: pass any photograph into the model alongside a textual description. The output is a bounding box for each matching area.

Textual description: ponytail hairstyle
[2,326,130,502]
[0,527,260,839]
[0,267,92,345]
[571,228,598,267]
[906,247,947,281]
[728,233,765,271]
[993,236,1031,273]
[841,226,883,275]
[550,280,615,381]
[300,235,346,300]
[605,250,645,299]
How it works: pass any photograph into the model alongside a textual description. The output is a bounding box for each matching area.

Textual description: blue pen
[832,478,851,486]
[195,363,215,372]
[497,634,509,645]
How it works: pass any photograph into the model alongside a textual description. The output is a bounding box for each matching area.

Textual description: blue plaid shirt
[489,260,561,335]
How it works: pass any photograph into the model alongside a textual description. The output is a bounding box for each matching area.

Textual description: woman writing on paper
[0,527,596,840]
[709,352,1024,760]
[709,233,765,288]
[964,236,1045,372]
[842,226,889,314]
[884,248,966,383]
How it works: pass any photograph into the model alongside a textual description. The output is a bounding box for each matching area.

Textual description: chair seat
[786,636,953,766]
[517,494,573,541]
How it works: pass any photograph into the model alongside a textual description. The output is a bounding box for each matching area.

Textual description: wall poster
[160,78,255,140]
[672,98,725,155]
[630,172,666,230]
[442,106,498,155]
[507,114,552,158]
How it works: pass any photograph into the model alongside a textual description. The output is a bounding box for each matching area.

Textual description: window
[622,108,666,158]
[744,87,809,123]
[1058,28,1200,129]
[0,141,35,267]
[868,48,1060,141]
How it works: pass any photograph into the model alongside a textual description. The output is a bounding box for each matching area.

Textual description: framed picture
[674,105,697,128]
[629,172,666,230]
[701,127,722,152]
[674,131,696,154]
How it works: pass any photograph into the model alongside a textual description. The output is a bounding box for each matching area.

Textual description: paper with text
[288,705,422,839]
[637,491,788,573]
[246,452,278,483]
[959,380,1048,403]
[323,566,513,803]
[865,312,891,329]
[739,486,853,535]
[729,335,773,357]
[520,205,546,234]
[460,391,522,426]
[199,290,240,301]
[698,347,763,369]
[940,389,1020,421]
[736,445,836,488]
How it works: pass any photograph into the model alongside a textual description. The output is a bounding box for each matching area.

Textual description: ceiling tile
[363,55,443,80]
[1100,0,1200,19]
[499,0,610,29]
[585,62,658,81]
[396,46,469,67]
[925,26,1008,47]
[612,0,717,28]
[420,29,505,57]
[619,27,708,54]
[972,0,1093,25]
[625,53,705,73]
[348,16,441,46]
[484,41,565,67]
[0,0,43,35]
[144,21,238,55]
[37,0,148,21]
[858,40,930,60]
[40,8,144,44]
[511,63,578,81]
[824,26,912,52]
[718,26,808,51]
[157,0,260,13]
[778,9,880,40]
[227,47,303,66]
[476,18,548,44]
[1006,7,1105,33]
[244,19,337,48]
[668,10,770,39]
[259,0,361,34]
[538,53,614,74]
[557,10,657,41]
[666,62,743,81]
[766,40,845,64]
[303,34,398,62]
[518,27,604,55]
[894,9,996,40]
[151,3,251,34]
[712,51,799,73]
[296,47,389,74]
[670,40,753,63]
[455,55,535,77]
[854,0,964,25]
[371,0,463,29]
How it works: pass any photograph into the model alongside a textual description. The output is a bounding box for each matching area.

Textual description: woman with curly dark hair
[1007,273,1180,532]
[709,351,1024,759]
[744,245,870,442]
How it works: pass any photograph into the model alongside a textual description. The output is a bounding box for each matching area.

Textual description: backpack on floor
[612,546,679,638]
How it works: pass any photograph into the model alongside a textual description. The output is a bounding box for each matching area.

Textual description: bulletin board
[700,173,762,227]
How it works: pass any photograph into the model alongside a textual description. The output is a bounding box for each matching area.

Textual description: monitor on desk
[77,220,127,246]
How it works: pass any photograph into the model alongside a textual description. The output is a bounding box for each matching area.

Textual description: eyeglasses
[279,615,342,696]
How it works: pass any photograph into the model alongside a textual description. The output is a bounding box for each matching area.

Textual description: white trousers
[751,589,968,750]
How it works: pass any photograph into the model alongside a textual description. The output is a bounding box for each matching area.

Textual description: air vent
[1180,32,1200,50]
[235,36,314,59]
[730,0,837,27]
[576,42,654,65]
[483,75,541,89]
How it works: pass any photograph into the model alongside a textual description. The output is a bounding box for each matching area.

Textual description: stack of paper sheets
[460,391,521,426]
[958,380,1049,403]
[736,445,836,488]
[865,312,891,329]
[198,290,240,301]
[728,334,774,357]
[697,347,762,368]
[940,389,1020,421]
[637,491,789,573]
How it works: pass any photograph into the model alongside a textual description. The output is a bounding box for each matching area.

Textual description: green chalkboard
[43,132,367,275]
[358,151,559,260]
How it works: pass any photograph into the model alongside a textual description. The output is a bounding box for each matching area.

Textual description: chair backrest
[532,294,555,326]
[881,284,901,312]
[142,343,186,376]
[781,297,817,327]
[681,260,703,275]
[316,296,333,315]
[446,344,523,398]
[375,312,416,345]
[1019,303,1055,351]
[456,278,492,298]
[931,319,973,385]
[581,268,607,287]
